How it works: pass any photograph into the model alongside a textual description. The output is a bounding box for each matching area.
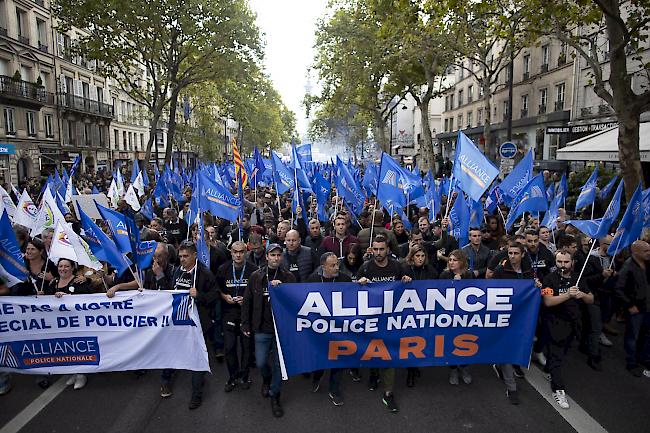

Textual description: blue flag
[362,163,379,197]
[135,240,157,271]
[78,206,131,276]
[131,159,141,184]
[195,172,241,222]
[272,152,294,195]
[0,210,28,287]
[377,152,407,211]
[556,174,568,203]
[69,155,82,179]
[541,194,562,230]
[546,182,555,203]
[452,131,499,202]
[575,166,599,211]
[449,190,470,248]
[95,202,132,255]
[485,183,500,215]
[92,185,100,194]
[196,213,210,268]
[599,176,618,200]
[336,157,365,214]
[595,179,624,239]
[565,218,604,238]
[499,149,533,205]
[505,173,548,230]
[608,184,644,256]
[313,172,331,223]
[643,188,650,229]
[469,198,483,228]
[140,198,154,221]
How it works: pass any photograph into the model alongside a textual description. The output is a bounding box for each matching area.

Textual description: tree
[54,0,262,165]
[309,0,397,152]
[446,0,533,160]
[527,0,650,197]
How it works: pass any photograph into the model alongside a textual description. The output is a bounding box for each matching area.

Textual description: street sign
[499,142,517,159]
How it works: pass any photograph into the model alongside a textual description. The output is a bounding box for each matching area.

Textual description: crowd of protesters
[1,164,649,418]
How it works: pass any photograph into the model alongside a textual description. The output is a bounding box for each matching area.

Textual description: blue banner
[271,280,540,377]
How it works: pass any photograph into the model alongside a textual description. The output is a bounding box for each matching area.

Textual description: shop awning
[556,122,650,161]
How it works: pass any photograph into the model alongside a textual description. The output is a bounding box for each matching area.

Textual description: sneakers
[329,392,344,406]
[492,364,504,381]
[553,389,570,409]
[459,367,472,385]
[37,378,51,389]
[599,333,614,347]
[73,374,87,390]
[311,378,321,393]
[224,380,237,393]
[506,389,520,405]
[349,369,362,382]
[382,393,399,413]
[65,375,76,386]
[271,394,284,417]
[160,384,173,398]
[368,374,379,391]
[449,368,460,385]
[627,366,644,377]
[532,351,547,367]
[0,378,11,396]
[188,398,202,410]
[513,365,525,378]
[643,369,650,378]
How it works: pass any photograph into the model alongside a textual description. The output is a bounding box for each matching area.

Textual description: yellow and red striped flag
[232,138,248,188]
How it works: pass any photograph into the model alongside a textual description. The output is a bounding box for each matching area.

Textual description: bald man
[281,230,317,282]
[615,240,650,377]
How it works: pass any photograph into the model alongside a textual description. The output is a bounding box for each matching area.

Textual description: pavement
[1,323,648,433]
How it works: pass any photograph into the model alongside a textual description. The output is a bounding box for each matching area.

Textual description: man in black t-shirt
[357,235,412,414]
[217,241,258,392]
[541,251,593,410]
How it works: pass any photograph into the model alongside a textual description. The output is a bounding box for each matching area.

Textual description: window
[99,126,105,147]
[128,132,132,150]
[539,88,548,113]
[457,114,463,129]
[445,96,449,111]
[123,131,127,150]
[541,45,549,70]
[477,108,483,125]
[521,94,529,117]
[523,55,530,79]
[26,111,36,136]
[57,33,71,59]
[44,114,54,137]
[114,129,119,149]
[503,100,509,119]
[555,83,565,110]
[459,62,464,79]
[121,101,126,122]
[40,72,49,91]
[444,118,449,131]
[449,117,453,131]
[467,85,473,102]
[449,94,454,110]
[458,89,464,106]
[140,133,144,149]
[467,111,473,128]
[67,120,75,144]
[3,108,15,134]
[97,87,103,105]
[478,85,484,98]
[16,9,26,39]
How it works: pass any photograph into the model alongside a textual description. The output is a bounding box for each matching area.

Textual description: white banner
[0,291,210,374]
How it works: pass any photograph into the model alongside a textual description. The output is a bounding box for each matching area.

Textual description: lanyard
[232,261,247,296]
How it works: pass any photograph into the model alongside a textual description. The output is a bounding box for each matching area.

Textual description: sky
[248,0,328,140]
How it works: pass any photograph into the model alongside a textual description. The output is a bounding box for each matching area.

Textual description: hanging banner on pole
[0,291,210,374]
[271,280,540,378]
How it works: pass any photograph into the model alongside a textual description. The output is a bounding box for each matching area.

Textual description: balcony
[38,42,48,53]
[521,109,528,118]
[539,105,547,115]
[555,101,565,111]
[0,75,55,108]
[598,104,613,115]
[18,35,29,45]
[34,0,45,6]
[581,107,593,117]
[522,72,529,80]
[540,63,549,73]
[59,92,114,119]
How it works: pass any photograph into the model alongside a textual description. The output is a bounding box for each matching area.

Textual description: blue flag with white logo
[313,171,331,223]
[575,166,599,211]
[0,210,28,287]
[272,152,294,195]
[336,157,365,214]
[195,213,210,268]
[95,202,132,255]
[78,206,131,276]
[556,174,568,203]
[499,149,533,206]
[546,182,555,203]
[596,179,624,239]
[608,184,644,256]
[541,194,562,231]
[599,176,618,201]
[377,152,407,211]
[505,173,548,230]
[452,131,499,202]
[195,172,240,222]
[131,159,140,184]
[140,198,154,221]
[449,189,470,247]
[564,218,604,238]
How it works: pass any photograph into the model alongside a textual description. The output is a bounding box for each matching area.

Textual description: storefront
[0,143,15,185]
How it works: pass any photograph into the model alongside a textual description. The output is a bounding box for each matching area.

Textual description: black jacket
[615,257,650,312]
[241,266,296,334]
[492,260,536,280]
[462,243,492,278]
[143,263,177,291]
[281,245,317,282]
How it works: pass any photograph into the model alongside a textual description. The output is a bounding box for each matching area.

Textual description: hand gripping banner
[271,280,540,378]
[0,291,210,374]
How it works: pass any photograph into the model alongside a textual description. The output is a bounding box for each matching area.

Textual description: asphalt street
[1,323,648,433]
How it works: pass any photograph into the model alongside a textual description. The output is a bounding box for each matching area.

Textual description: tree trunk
[617,109,643,199]
[482,81,493,160]
[418,96,434,171]
[144,108,163,167]
[373,110,389,153]
[164,87,181,166]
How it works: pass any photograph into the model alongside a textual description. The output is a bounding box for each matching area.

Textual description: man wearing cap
[242,243,296,417]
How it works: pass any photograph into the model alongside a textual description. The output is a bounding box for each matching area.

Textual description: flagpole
[608,230,625,270]
[38,241,54,296]
[369,197,378,244]
[443,174,455,220]
[576,238,598,287]
[590,202,595,220]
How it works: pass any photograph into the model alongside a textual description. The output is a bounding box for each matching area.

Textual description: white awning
[556,122,650,162]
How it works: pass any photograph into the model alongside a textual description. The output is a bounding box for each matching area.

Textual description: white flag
[31,186,65,237]
[133,171,145,197]
[116,170,125,197]
[108,179,120,208]
[125,185,141,211]
[0,185,16,219]
[64,178,73,203]
[14,190,38,229]
[49,221,102,270]
[10,183,20,198]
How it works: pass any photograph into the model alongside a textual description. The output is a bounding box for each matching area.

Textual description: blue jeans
[312,369,341,395]
[624,311,650,369]
[0,372,10,392]
[161,369,205,400]
[255,333,282,396]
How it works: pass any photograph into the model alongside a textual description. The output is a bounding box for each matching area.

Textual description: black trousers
[223,320,250,381]
[545,316,577,392]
